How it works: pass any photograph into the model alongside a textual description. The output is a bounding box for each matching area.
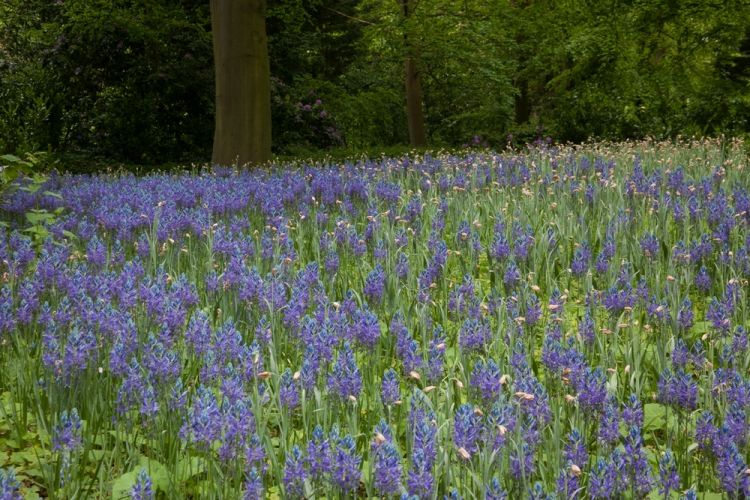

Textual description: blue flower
[0,468,22,500]
[130,469,154,500]
[283,446,307,498]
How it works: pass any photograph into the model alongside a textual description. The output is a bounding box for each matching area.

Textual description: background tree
[400,0,427,147]
[210,0,272,166]
[1,0,750,163]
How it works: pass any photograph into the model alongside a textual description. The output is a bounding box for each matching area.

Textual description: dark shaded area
[1,0,748,164]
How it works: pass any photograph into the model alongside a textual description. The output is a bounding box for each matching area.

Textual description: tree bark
[401,0,427,147]
[210,0,272,166]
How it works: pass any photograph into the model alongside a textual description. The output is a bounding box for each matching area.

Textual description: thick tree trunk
[210,0,272,166]
[401,0,427,147]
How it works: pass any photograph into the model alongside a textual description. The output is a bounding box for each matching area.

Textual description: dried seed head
[424,385,436,393]
[409,371,421,381]
[457,447,471,460]
[514,391,535,401]
[570,464,582,476]
[374,432,386,445]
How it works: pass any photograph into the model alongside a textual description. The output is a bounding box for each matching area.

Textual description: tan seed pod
[457,447,471,460]
[409,371,421,381]
[564,394,577,404]
[570,464,582,476]
[424,385,436,393]
[499,374,510,385]
[374,432,386,445]
[348,395,358,403]
[257,371,272,380]
[515,391,535,401]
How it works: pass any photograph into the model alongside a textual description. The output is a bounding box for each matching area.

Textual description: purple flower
[327,343,362,401]
[279,368,300,410]
[677,298,694,330]
[354,308,381,350]
[131,469,154,500]
[453,404,482,456]
[639,233,659,258]
[0,468,22,500]
[243,467,263,500]
[621,394,643,428]
[395,252,409,280]
[53,409,82,452]
[715,441,750,497]
[706,297,731,333]
[503,260,521,288]
[695,265,711,292]
[657,369,698,411]
[588,457,618,499]
[563,429,588,468]
[658,450,680,496]
[364,264,386,304]
[283,446,307,498]
[373,441,402,496]
[306,426,332,479]
[459,318,491,353]
[571,244,591,276]
[381,368,400,406]
[427,328,446,382]
[622,427,654,496]
[597,397,620,445]
[331,435,361,493]
[486,477,508,500]
[470,358,502,402]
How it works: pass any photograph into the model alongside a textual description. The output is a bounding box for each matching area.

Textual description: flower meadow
[1,139,750,499]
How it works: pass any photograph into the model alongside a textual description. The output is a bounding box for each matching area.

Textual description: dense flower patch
[1,139,749,498]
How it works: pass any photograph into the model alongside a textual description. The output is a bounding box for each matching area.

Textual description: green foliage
[2,0,750,161]
[0,151,63,246]
[0,0,213,162]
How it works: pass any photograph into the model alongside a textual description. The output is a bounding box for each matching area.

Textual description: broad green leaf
[176,456,207,483]
[111,470,139,500]
[137,457,170,492]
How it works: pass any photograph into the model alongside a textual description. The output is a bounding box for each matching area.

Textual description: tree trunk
[210,0,272,166]
[401,0,427,147]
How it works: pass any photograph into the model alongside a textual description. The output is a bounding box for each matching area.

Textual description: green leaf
[175,456,207,483]
[111,470,139,500]
[43,190,62,199]
[137,457,170,492]
[25,211,55,225]
[643,403,677,433]
[1,154,23,164]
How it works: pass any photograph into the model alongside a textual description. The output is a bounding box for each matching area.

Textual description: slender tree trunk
[401,0,427,147]
[210,0,272,166]
[514,79,531,124]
